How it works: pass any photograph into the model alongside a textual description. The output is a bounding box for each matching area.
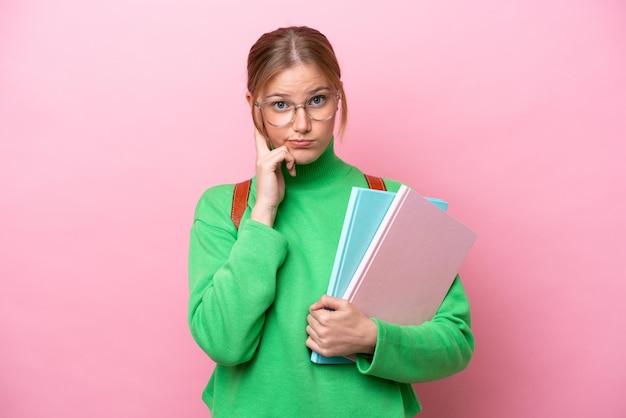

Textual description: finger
[258,146,297,179]
[257,146,289,172]
[305,323,318,338]
[283,149,296,177]
[309,306,336,329]
[307,313,324,329]
[312,295,345,312]
[309,300,326,312]
[305,325,326,351]
[305,335,320,353]
[253,128,271,157]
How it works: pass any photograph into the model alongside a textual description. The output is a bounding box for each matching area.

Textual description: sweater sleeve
[355,276,474,383]
[188,185,288,366]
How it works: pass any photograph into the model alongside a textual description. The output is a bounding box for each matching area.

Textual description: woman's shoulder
[348,166,407,193]
[198,182,238,200]
[193,182,239,221]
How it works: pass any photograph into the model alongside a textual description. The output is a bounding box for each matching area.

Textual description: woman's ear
[247,91,267,139]
[246,91,261,124]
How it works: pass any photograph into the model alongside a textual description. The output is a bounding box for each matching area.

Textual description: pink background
[2,0,625,417]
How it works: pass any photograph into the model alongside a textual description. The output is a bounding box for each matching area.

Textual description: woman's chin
[292,149,323,165]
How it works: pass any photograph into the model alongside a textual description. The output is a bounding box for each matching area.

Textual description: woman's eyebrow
[306,86,332,95]
[265,87,332,100]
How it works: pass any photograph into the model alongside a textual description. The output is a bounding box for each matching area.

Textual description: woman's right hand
[250,128,296,227]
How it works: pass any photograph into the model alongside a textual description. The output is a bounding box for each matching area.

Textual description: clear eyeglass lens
[261,95,337,127]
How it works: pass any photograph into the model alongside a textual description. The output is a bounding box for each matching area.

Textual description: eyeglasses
[255,90,340,128]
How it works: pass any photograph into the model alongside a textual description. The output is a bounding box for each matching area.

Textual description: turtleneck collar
[281,137,353,189]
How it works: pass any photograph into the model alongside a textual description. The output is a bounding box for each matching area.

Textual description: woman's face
[248,63,338,165]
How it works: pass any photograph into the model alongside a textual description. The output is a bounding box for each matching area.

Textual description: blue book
[311,187,448,364]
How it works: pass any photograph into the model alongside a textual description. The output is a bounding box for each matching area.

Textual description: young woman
[188,26,474,417]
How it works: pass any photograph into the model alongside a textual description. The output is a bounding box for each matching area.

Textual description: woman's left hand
[305,295,378,358]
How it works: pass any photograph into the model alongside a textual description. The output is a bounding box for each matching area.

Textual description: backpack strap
[231,178,252,230]
[230,174,386,230]
[364,174,387,191]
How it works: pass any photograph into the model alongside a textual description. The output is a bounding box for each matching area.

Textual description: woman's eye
[271,101,292,112]
[308,95,326,107]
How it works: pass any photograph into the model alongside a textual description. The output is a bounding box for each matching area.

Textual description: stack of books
[311,185,477,364]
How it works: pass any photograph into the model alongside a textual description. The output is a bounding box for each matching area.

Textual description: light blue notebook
[311,187,448,364]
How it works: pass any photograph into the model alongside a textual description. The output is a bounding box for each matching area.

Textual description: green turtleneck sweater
[188,141,474,417]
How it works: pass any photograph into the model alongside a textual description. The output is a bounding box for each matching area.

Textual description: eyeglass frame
[254,90,341,128]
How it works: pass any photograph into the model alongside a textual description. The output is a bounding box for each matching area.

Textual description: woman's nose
[292,106,311,133]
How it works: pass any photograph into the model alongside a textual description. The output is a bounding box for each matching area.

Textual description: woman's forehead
[261,63,333,98]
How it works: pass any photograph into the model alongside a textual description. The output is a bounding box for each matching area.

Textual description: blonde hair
[247,26,348,138]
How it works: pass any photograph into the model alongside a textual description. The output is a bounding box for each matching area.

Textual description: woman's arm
[305,275,473,382]
[355,276,474,383]
[189,130,296,366]
[188,186,288,366]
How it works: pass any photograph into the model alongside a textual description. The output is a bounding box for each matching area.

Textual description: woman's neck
[281,138,351,189]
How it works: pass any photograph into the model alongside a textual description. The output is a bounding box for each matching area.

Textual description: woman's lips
[288,139,314,148]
